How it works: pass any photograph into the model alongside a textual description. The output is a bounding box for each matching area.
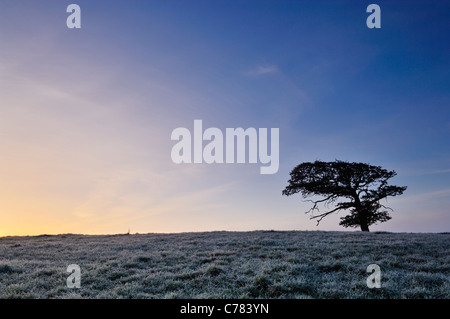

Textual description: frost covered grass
[0,231,448,299]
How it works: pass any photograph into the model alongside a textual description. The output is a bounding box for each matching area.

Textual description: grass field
[0,231,449,299]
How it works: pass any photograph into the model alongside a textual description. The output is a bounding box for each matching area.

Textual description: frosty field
[0,231,448,299]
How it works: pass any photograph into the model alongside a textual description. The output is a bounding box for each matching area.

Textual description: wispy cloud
[403,168,450,177]
[426,169,450,175]
[389,188,450,204]
[245,64,279,76]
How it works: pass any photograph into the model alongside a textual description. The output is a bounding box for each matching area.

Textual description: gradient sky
[0,0,449,236]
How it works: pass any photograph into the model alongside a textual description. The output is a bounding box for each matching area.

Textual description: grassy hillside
[0,231,448,299]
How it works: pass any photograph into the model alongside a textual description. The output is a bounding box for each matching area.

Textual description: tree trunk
[354,195,370,232]
[360,222,370,232]
[359,212,370,232]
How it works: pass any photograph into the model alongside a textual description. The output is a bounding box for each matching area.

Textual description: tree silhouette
[282,160,407,231]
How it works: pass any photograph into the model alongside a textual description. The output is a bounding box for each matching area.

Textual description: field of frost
[0,231,448,299]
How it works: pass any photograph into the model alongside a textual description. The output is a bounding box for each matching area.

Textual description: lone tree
[282,160,407,232]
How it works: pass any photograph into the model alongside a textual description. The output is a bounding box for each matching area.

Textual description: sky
[0,0,449,236]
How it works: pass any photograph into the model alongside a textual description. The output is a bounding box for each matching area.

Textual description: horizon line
[1,229,448,238]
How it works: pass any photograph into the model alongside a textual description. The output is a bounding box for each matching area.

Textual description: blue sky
[0,1,449,235]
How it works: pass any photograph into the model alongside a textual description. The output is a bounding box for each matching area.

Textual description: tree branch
[304,194,338,214]
[310,206,346,225]
[378,202,393,211]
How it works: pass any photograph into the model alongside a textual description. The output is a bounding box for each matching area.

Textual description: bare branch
[310,206,346,225]
[378,203,393,211]
[303,194,338,214]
